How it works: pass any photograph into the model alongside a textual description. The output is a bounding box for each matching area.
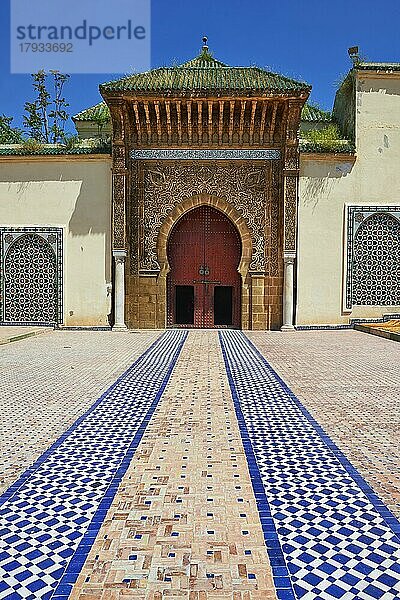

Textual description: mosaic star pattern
[0,228,63,325]
[346,206,400,309]
[0,330,186,600]
[220,330,400,600]
[353,212,400,306]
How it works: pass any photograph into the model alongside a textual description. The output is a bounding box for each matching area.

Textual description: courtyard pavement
[0,329,399,599]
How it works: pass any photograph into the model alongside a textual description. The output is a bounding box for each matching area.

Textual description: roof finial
[202,36,208,51]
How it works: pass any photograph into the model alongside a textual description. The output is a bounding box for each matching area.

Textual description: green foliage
[300,124,355,153]
[21,138,45,153]
[90,137,112,153]
[0,115,24,143]
[302,124,342,143]
[49,71,70,143]
[91,112,110,138]
[63,134,80,150]
[23,70,70,143]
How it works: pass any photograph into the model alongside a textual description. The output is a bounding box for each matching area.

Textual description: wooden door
[167,206,241,328]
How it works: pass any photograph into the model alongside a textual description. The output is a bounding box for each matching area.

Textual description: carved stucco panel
[113,144,126,170]
[112,173,126,250]
[270,161,281,276]
[284,144,299,170]
[284,175,297,252]
[134,162,269,273]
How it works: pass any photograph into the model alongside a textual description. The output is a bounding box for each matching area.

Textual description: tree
[0,115,24,144]
[23,70,70,143]
[91,112,110,139]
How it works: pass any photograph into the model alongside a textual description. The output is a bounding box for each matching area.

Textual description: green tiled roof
[180,52,228,69]
[301,103,331,122]
[73,102,110,122]
[355,62,400,72]
[100,47,310,94]
[0,142,111,156]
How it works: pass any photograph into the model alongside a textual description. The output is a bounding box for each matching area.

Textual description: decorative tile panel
[220,330,400,600]
[130,148,280,160]
[346,207,400,309]
[0,228,63,325]
[0,330,187,600]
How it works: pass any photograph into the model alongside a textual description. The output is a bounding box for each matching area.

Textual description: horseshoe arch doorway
[166,206,242,328]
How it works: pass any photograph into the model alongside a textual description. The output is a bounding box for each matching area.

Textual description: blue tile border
[55,326,112,331]
[0,321,56,328]
[130,148,281,160]
[220,330,400,599]
[238,332,400,541]
[51,330,188,599]
[350,313,400,324]
[296,313,400,330]
[0,331,162,508]
[219,331,296,600]
[0,330,188,600]
[295,324,353,330]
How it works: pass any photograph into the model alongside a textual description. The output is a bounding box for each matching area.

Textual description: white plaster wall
[0,157,112,326]
[298,72,400,325]
[74,121,112,139]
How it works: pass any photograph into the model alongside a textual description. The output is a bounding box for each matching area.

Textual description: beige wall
[0,156,112,326]
[74,121,112,140]
[1,70,399,329]
[298,71,400,325]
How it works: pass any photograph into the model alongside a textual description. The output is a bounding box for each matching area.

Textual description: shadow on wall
[68,169,111,283]
[360,79,400,96]
[301,161,355,213]
[1,162,111,283]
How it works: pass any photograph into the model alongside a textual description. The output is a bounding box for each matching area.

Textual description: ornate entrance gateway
[167,206,241,328]
[101,39,310,330]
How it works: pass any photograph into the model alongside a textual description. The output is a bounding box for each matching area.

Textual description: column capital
[113,250,127,258]
[283,252,296,265]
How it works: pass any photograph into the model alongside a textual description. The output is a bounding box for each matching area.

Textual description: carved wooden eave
[102,92,309,149]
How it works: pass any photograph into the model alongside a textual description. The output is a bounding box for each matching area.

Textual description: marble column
[112,250,127,331]
[281,252,296,331]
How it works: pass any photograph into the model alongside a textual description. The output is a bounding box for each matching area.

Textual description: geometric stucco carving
[112,143,128,250]
[156,193,253,281]
[283,175,298,252]
[131,162,270,273]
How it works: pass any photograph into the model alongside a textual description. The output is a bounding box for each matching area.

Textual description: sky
[1,0,399,134]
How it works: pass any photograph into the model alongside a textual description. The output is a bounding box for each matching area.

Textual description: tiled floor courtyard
[0,329,399,599]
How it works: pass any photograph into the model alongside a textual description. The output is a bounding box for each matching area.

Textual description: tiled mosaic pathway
[0,331,186,600]
[220,330,400,600]
[1,329,399,600]
[69,329,276,599]
[247,329,400,519]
